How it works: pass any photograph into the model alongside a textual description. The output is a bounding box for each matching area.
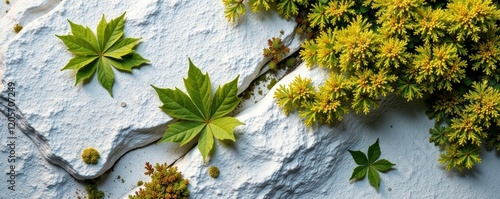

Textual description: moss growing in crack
[85,182,105,199]
[208,166,220,178]
[82,148,100,165]
[13,24,22,33]
[267,78,278,90]
[129,162,189,199]
[6,0,10,4]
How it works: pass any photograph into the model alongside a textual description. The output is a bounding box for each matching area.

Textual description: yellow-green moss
[136,180,143,186]
[85,183,104,199]
[129,162,189,199]
[81,148,100,165]
[13,24,22,33]
[208,166,220,178]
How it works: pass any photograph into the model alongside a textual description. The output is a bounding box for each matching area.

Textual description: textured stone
[126,63,500,198]
[0,0,299,179]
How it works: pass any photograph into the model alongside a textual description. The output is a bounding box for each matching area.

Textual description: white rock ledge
[0,0,299,179]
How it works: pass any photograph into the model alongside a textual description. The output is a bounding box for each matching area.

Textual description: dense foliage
[225,0,500,170]
[129,162,190,199]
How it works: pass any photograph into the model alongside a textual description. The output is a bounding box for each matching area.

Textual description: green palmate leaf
[368,167,381,191]
[367,138,381,163]
[184,59,212,119]
[57,12,148,96]
[350,166,368,180]
[160,121,206,146]
[198,128,214,162]
[349,139,395,191]
[348,150,368,165]
[153,59,244,162]
[151,86,205,122]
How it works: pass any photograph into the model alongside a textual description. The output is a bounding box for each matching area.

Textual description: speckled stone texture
[0,0,299,179]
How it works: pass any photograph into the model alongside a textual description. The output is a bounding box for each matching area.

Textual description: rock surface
[0,0,299,179]
[125,63,500,199]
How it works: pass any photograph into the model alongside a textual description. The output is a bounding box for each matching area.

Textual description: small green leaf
[96,58,114,96]
[68,20,98,49]
[367,138,381,163]
[372,159,395,172]
[75,61,97,85]
[104,38,140,59]
[350,165,368,180]
[208,117,244,141]
[348,150,368,165]
[198,128,214,163]
[102,12,126,51]
[151,86,205,122]
[97,14,108,51]
[61,56,98,71]
[105,53,149,72]
[368,167,381,191]
[184,59,212,119]
[210,76,240,119]
[159,121,206,146]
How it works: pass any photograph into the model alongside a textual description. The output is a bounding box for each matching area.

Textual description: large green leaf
[184,59,212,119]
[151,86,205,122]
[152,59,244,163]
[198,128,214,162]
[159,121,206,146]
[210,76,240,119]
[208,117,244,141]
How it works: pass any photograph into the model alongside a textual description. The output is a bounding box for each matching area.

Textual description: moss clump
[85,183,104,199]
[137,180,143,186]
[13,24,22,33]
[267,78,277,90]
[129,162,189,199]
[81,148,100,165]
[6,0,10,4]
[208,166,220,178]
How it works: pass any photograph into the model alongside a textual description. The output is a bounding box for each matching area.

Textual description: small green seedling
[56,12,149,96]
[152,59,244,162]
[349,139,395,191]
